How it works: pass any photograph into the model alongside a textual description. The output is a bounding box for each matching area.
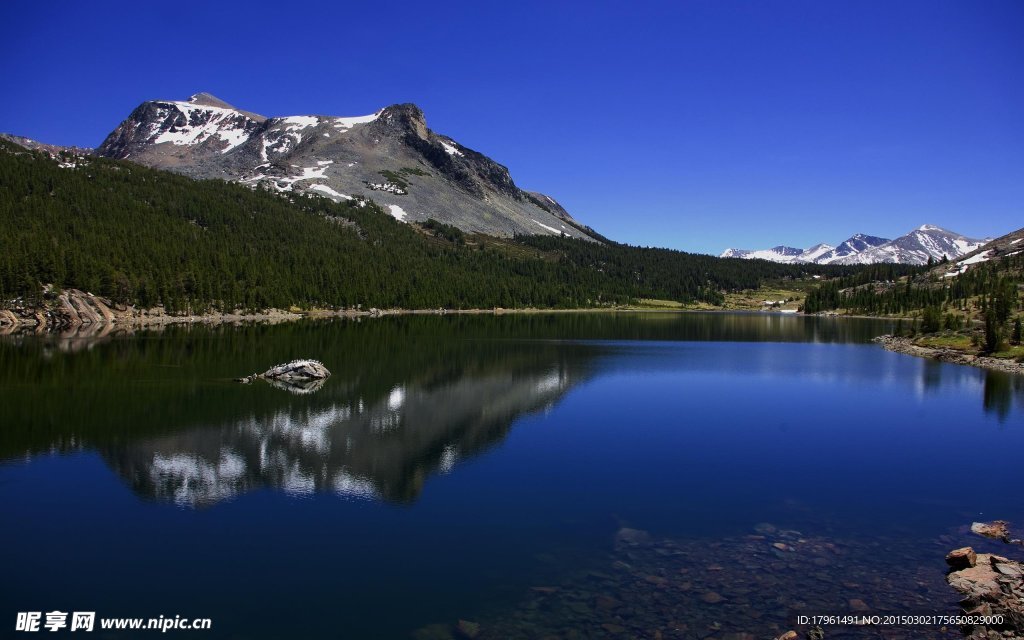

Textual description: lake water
[2,313,1022,639]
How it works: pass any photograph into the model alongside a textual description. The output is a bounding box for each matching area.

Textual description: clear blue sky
[1,0,1020,254]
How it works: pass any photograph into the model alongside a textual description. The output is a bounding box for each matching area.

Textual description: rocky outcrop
[874,335,1024,375]
[971,521,1017,544]
[2,289,122,331]
[946,550,1024,639]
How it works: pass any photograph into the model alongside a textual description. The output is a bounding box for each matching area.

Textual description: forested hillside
[0,141,868,314]
[802,243,1023,354]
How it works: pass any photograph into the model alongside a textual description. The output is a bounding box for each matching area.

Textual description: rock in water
[262,359,331,381]
[615,527,651,545]
[971,521,1010,542]
[455,620,480,639]
[945,547,977,570]
[236,360,331,391]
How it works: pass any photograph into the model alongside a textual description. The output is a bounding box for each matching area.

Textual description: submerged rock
[971,520,1011,542]
[455,619,480,639]
[614,527,651,546]
[412,623,454,640]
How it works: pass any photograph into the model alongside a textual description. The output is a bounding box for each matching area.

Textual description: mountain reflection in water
[1,315,614,506]
[109,359,579,506]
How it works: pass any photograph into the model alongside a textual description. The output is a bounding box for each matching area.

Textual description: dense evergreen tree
[920,305,942,334]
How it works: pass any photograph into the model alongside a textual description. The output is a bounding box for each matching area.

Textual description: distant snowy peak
[799,243,836,263]
[721,226,986,265]
[720,246,804,263]
[834,234,890,257]
[809,234,890,264]
[836,226,987,265]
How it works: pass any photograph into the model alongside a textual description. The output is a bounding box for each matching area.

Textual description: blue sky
[1,1,1020,254]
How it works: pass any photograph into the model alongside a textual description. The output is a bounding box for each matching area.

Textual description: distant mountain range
[721,225,988,265]
[3,92,600,241]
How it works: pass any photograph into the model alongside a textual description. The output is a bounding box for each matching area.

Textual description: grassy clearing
[632,280,813,312]
[718,286,803,311]
[993,344,1024,360]
[636,298,684,309]
[913,333,1024,361]
[914,334,974,350]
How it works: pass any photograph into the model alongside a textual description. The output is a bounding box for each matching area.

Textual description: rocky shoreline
[945,522,1024,640]
[0,288,553,334]
[946,550,1024,639]
[0,289,801,336]
[873,335,1024,376]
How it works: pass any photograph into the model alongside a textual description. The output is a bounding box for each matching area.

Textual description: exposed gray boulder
[262,359,330,381]
[236,359,330,388]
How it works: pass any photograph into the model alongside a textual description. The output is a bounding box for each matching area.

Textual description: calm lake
[2,313,1022,639]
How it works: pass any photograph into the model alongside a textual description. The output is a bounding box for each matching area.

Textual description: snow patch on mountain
[440,139,463,157]
[279,116,320,131]
[387,204,408,222]
[331,112,381,131]
[148,101,253,153]
[532,219,561,234]
[308,184,351,200]
[943,250,994,278]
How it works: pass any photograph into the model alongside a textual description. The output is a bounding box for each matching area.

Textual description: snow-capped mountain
[813,234,890,263]
[719,235,890,264]
[87,93,598,240]
[832,225,987,265]
[721,226,987,265]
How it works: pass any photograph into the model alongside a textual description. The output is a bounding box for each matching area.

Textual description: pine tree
[983,308,1003,354]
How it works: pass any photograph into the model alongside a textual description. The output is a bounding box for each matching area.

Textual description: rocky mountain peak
[375,103,428,140]
[86,94,597,240]
[187,92,237,109]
